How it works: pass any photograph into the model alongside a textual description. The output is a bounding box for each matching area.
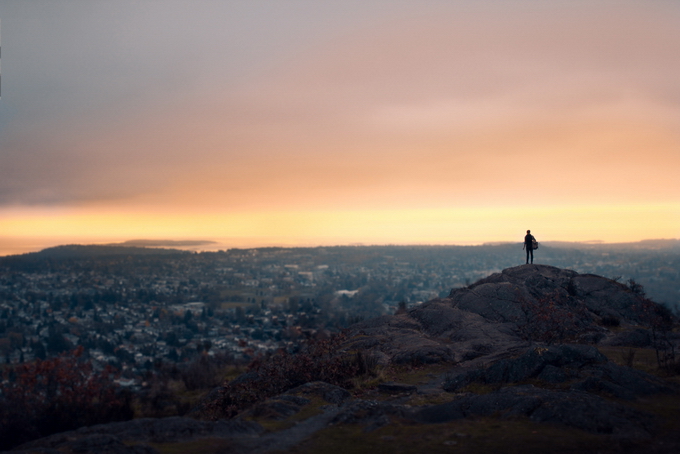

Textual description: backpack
[532,238,539,250]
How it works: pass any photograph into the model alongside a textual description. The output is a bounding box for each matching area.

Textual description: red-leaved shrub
[0,346,132,450]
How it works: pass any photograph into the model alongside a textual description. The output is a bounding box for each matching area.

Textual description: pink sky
[0,1,679,254]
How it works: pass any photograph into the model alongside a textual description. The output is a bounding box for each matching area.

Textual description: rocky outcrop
[413,385,657,440]
[8,417,264,454]
[443,344,671,399]
[345,264,659,365]
[465,264,645,322]
[239,381,351,421]
[8,265,679,454]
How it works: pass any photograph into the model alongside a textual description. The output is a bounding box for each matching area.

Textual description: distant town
[1,242,678,389]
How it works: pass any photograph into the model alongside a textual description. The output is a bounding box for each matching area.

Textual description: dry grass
[598,346,663,375]
[247,395,328,433]
[384,363,452,386]
[147,437,239,454]
[281,417,623,454]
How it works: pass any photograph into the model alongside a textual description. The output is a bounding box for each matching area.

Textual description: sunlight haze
[1,0,679,255]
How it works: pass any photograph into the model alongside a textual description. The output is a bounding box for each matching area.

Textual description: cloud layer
[1,0,679,246]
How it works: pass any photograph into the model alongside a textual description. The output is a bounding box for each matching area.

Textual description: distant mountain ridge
[484,238,680,250]
[1,238,679,261]
[107,239,218,248]
[8,244,190,259]
[543,238,680,250]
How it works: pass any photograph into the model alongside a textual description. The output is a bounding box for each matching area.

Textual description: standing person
[523,230,536,264]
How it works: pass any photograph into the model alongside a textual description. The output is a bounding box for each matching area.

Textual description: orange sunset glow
[1,1,679,255]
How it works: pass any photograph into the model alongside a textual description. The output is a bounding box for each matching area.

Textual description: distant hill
[33,244,191,258]
[543,238,680,250]
[107,239,218,248]
[0,244,191,271]
[0,244,191,264]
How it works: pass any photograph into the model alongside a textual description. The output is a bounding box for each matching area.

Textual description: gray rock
[11,417,265,454]
[286,381,352,405]
[331,400,409,432]
[536,364,569,383]
[449,282,527,323]
[571,274,642,320]
[391,342,456,364]
[377,382,418,394]
[248,396,311,420]
[443,343,671,404]
[578,362,672,397]
[343,265,671,368]
[458,264,649,326]
[70,434,157,454]
[408,301,485,337]
[13,433,159,454]
[414,385,656,440]
[241,381,351,421]
[604,328,653,347]
[4,449,63,454]
[571,376,636,400]
[444,344,607,391]
[77,417,264,443]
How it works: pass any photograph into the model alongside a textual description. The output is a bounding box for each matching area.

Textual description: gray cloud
[1,0,679,207]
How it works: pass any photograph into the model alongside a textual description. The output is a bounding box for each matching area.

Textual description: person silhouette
[523,230,536,264]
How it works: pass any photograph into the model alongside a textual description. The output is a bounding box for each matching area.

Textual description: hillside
[7,265,680,454]
[18,244,190,259]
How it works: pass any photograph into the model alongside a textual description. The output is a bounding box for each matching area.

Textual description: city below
[1,241,679,390]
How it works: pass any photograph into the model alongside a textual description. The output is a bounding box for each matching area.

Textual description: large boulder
[239,381,351,421]
[413,385,657,440]
[443,344,671,399]
[10,417,264,454]
[346,314,458,364]
[346,265,666,365]
[459,264,646,323]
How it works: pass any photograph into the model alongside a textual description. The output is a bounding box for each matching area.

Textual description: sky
[0,0,679,255]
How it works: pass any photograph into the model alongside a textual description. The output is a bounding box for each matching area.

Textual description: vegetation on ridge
[0,346,133,450]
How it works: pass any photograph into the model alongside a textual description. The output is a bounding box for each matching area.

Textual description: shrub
[519,290,589,345]
[203,332,363,419]
[634,296,677,372]
[0,347,132,451]
[181,352,232,391]
[628,278,646,296]
[601,315,621,327]
[620,348,636,368]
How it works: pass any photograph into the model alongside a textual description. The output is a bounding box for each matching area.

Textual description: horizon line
[2,237,679,258]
